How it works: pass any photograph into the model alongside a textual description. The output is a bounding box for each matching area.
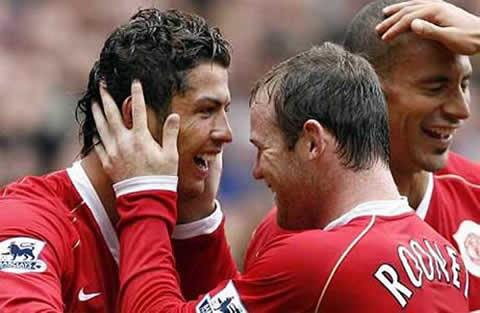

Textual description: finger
[411,18,444,41]
[377,4,425,38]
[380,7,432,41]
[92,135,110,171]
[382,0,441,15]
[411,19,472,54]
[382,1,417,16]
[131,79,148,132]
[162,113,180,152]
[99,85,125,135]
[92,101,114,149]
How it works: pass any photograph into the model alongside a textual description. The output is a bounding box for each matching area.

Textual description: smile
[193,154,217,171]
[423,126,457,141]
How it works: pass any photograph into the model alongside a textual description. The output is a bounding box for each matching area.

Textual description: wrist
[177,200,217,224]
[172,200,223,239]
[113,175,178,197]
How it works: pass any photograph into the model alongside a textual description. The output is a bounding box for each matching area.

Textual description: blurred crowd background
[1,0,479,268]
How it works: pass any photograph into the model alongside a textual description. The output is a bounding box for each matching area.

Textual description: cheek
[177,121,195,154]
[178,120,212,153]
[260,153,275,174]
[389,98,428,134]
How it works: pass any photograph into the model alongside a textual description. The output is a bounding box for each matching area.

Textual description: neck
[312,163,401,229]
[390,163,429,210]
[80,152,119,226]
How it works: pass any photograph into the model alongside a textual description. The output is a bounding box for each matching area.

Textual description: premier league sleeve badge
[0,237,47,274]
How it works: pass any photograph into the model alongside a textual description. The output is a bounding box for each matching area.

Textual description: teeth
[429,127,456,136]
[196,154,217,163]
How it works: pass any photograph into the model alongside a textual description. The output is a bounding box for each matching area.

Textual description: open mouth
[193,154,217,171]
[423,127,456,141]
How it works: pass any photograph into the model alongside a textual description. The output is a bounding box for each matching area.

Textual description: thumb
[162,113,180,152]
[411,19,444,41]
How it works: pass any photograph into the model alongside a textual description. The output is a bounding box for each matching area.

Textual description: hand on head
[92,80,180,183]
[376,0,480,55]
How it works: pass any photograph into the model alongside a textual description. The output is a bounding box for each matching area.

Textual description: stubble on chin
[420,149,449,172]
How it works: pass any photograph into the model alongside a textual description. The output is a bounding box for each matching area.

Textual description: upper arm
[0,199,74,312]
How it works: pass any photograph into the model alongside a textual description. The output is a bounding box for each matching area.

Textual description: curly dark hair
[76,8,231,156]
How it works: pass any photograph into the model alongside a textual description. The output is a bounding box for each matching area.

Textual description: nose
[443,89,471,121]
[211,111,233,144]
[252,156,263,180]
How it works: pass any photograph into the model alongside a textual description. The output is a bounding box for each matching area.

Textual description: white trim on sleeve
[172,200,224,239]
[113,175,178,197]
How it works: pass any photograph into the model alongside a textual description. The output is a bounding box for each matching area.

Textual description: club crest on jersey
[0,237,47,274]
[196,281,247,313]
[454,220,480,277]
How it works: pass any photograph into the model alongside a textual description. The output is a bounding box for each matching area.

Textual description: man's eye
[427,85,445,93]
[461,80,470,92]
[200,107,216,115]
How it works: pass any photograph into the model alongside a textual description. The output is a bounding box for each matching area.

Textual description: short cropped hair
[76,8,231,156]
[250,43,390,171]
[344,0,407,80]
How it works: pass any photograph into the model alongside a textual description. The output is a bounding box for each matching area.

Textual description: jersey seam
[314,215,376,313]
[435,173,480,189]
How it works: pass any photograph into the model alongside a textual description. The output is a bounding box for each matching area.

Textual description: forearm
[173,206,239,300]
[116,185,193,313]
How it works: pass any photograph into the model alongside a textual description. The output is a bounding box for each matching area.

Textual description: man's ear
[300,119,328,161]
[121,96,133,129]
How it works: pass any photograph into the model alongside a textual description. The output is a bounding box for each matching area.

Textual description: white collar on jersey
[66,161,120,264]
[414,172,434,221]
[323,197,413,231]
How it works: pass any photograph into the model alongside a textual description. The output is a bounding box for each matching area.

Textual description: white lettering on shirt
[375,239,466,308]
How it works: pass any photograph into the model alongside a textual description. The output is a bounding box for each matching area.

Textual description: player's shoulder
[251,230,338,292]
[0,170,77,230]
[1,169,72,199]
[254,207,277,231]
[252,220,387,292]
[261,223,368,265]
[435,152,480,186]
[0,171,80,269]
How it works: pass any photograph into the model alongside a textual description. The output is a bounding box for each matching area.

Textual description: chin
[420,150,449,172]
[177,180,205,198]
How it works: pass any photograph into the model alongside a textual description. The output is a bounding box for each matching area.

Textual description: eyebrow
[417,76,450,85]
[196,96,230,107]
[418,73,472,85]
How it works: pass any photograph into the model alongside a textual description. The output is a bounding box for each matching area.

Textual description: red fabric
[117,189,469,313]
[0,171,119,313]
[173,219,239,300]
[426,152,480,311]
[243,206,298,272]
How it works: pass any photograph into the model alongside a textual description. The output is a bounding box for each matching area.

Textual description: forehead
[250,87,277,139]
[182,62,231,102]
[393,38,472,82]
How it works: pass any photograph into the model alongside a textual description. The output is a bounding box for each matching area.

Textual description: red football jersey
[416,152,480,311]
[172,208,238,300]
[116,178,470,313]
[0,162,119,313]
